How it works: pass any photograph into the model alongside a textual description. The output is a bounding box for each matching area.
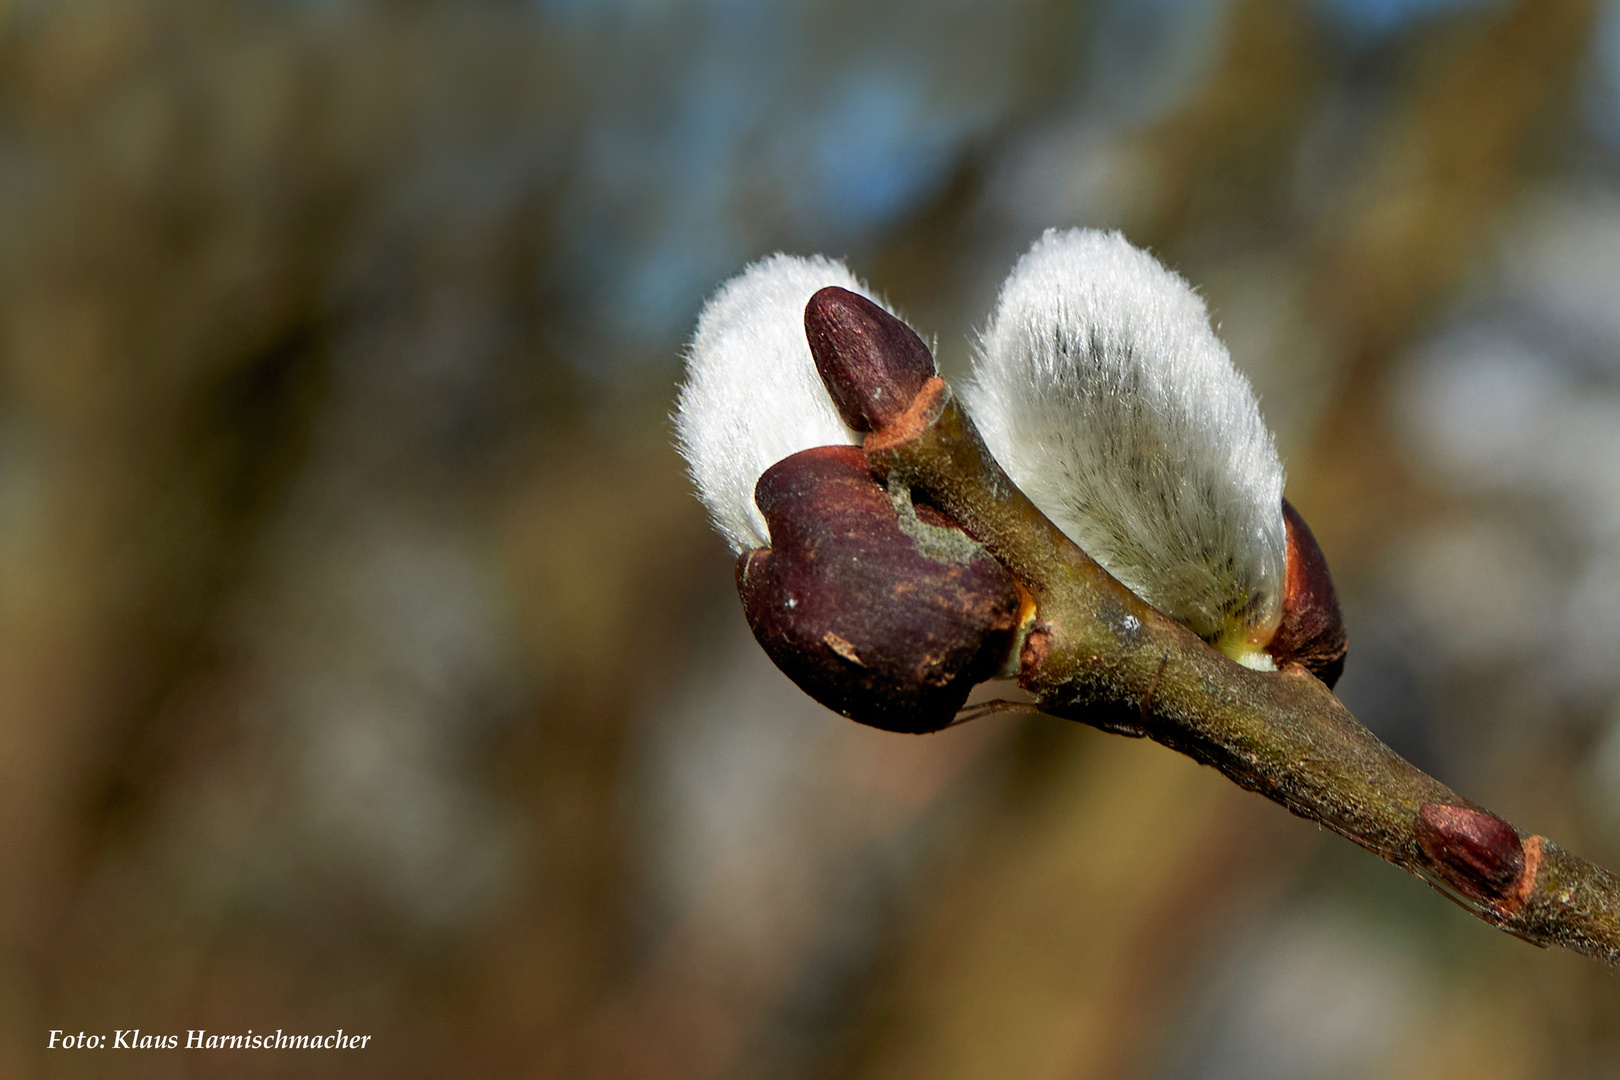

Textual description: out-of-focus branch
[863,378,1620,966]
[1300,0,1599,559]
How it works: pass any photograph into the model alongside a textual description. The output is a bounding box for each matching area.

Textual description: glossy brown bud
[1416,802,1526,903]
[804,287,936,432]
[737,445,1021,733]
[1266,499,1348,688]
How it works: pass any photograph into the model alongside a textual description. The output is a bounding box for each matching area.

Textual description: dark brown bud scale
[1416,802,1526,903]
[737,444,1020,733]
[1267,499,1348,688]
[804,287,937,432]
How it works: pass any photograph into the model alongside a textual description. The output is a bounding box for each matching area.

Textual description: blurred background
[6,0,1620,1076]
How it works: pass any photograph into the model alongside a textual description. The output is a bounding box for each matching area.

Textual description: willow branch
[864,378,1620,966]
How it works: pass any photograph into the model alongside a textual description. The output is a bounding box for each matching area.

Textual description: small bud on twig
[1267,499,1348,688]
[1416,802,1527,904]
[804,286,936,432]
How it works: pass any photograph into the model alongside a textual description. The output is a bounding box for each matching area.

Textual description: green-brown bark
[864,379,1620,966]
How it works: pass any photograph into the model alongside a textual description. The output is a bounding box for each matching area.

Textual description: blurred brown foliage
[7,0,1620,1077]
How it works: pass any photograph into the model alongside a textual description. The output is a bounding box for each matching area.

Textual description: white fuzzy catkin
[964,228,1286,651]
[675,254,887,553]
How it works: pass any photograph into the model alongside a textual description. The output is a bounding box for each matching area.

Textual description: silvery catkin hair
[964,228,1286,654]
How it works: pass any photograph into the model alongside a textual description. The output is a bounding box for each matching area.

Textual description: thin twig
[948,699,1044,727]
[864,379,1620,966]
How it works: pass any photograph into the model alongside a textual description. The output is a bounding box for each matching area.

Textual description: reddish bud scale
[1416,802,1526,904]
[738,445,1021,733]
[805,287,936,432]
[1267,500,1348,688]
